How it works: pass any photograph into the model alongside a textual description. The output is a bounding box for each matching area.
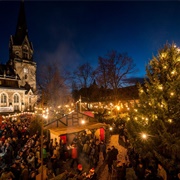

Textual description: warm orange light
[116,106,120,111]
[141,133,147,139]
[81,120,85,125]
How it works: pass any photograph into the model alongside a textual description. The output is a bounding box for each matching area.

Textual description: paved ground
[96,135,127,180]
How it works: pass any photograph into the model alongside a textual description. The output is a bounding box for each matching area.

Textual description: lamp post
[41,116,44,180]
[79,96,81,112]
[40,108,48,180]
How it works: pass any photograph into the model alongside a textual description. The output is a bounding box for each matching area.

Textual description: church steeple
[14,0,28,45]
[9,0,33,62]
[8,0,36,91]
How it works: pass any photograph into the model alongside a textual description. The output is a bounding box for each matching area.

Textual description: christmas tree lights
[126,43,180,175]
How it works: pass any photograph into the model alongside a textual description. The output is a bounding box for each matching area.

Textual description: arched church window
[29,97,31,103]
[15,51,20,57]
[14,94,19,103]
[1,93,7,106]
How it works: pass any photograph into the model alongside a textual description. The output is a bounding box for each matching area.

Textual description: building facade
[72,80,140,119]
[0,1,37,113]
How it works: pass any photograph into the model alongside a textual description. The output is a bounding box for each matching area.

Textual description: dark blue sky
[0,1,180,78]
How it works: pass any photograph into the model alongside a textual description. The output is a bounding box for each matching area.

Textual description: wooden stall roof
[48,122,107,136]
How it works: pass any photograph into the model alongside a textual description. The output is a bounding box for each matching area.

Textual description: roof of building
[118,85,139,100]
[74,84,139,102]
[0,86,25,91]
[0,64,21,88]
[0,64,18,78]
[48,122,107,136]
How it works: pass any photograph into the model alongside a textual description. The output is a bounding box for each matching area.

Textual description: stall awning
[83,111,94,118]
[48,122,107,136]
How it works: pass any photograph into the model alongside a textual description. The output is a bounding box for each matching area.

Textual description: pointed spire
[14,0,28,45]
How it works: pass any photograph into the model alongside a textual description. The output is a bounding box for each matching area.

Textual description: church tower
[8,1,36,91]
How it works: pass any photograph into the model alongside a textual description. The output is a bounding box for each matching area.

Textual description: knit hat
[90,168,95,173]
[78,164,82,170]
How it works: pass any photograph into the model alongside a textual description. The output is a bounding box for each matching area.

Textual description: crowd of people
[0,115,106,180]
[0,115,180,180]
[0,115,51,180]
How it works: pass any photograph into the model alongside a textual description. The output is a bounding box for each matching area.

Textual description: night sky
[0,1,180,78]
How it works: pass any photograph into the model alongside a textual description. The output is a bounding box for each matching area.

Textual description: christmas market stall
[44,111,107,145]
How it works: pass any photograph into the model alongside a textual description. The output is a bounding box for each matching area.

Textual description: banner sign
[0,106,14,112]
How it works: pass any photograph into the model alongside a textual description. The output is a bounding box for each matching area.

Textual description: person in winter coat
[85,168,97,180]
[70,143,79,168]
[99,141,106,162]
[10,162,21,180]
[89,144,96,167]
[125,163,137,180]
[0,167,15,180]
[51,154,59,176]
[157,162,167,180]
[111,146,118,161]
[26,152,35,168]
[82,141,90,157]
[47,169,55,179]
[19,162,29,180]
[42,144,47,164]
[144,166,160,180]
[106,148,114,173]
[135,162,145,180]
[116,161,126,180]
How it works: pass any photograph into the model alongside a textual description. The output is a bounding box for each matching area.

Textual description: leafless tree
[95,50,137,100]
[73,62,95,89]
[37,60,72,108]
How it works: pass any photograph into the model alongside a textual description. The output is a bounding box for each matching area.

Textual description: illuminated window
[14,94,19,103]
[1,93,7,106]
[1,93,6,103]
[24,68,28,73]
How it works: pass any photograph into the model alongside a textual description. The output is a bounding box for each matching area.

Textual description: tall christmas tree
[126,43,180,174]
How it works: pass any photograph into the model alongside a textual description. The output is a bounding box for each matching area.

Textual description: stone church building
[0,1,37,113]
